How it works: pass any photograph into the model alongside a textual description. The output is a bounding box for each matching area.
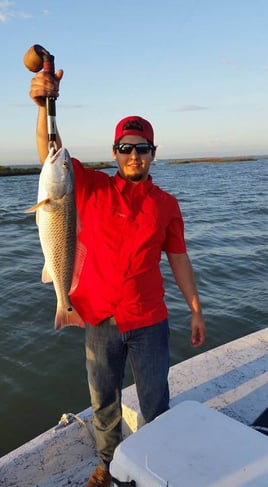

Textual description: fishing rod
[24,44,57,152]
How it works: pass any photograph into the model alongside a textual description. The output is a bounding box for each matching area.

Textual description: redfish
[26,147,85,329]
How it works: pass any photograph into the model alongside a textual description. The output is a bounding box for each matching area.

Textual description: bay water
[1,159,267,457]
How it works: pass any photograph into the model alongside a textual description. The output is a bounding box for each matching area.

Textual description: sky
[1,0,268,164]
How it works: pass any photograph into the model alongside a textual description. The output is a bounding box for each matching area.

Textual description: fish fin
[54,305,85,330]
[69,240,87,294]
[41,264,53,283]
[25,199,50,214]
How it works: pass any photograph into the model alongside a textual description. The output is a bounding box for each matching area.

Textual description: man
[29,69,206,487]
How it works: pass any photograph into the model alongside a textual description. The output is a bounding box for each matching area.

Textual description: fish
[26,147,85,329]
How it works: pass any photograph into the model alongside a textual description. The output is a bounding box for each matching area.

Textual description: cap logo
[122,120,143,132]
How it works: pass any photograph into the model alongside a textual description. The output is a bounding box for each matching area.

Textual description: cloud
[0,0,32,22]
[0,0,12,7]
[222,58,240,69]
[0,0,11,21]
[174,104,208,112]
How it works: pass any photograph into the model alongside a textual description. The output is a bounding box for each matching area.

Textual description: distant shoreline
[0,155,265,177]
[0,162,115,177]
[166,155,259,164]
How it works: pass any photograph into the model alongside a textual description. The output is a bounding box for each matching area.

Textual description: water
[1,160,267,457]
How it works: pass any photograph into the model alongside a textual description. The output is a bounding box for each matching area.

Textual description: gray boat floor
[0,328,267,486]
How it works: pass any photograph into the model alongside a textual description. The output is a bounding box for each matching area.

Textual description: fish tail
[54,305,85,330]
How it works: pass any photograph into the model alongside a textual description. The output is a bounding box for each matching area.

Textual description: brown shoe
[86,466,112,487]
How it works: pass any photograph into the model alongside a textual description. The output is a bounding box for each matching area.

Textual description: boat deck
[1,328,267,486]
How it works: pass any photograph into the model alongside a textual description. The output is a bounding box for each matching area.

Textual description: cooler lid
[110,400,268,486]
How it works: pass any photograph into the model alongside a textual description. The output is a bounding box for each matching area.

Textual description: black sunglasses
[114,143,155,155]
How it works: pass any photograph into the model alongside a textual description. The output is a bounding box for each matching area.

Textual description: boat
[0,328,267,486]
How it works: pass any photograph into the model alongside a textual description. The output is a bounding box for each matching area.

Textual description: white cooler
[110,400,268,486]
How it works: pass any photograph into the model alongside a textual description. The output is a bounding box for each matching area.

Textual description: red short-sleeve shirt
[70,159,186,332]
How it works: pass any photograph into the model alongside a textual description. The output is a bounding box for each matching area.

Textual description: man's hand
[29,69,64,107]
[190,312,206,347]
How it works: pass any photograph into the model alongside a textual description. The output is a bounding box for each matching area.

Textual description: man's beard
[127,173,144,182]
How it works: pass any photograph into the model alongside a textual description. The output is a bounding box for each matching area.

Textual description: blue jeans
[85,318,170,467]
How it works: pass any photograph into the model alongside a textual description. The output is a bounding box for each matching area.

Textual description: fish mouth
[49,147,66,164]
[47,146,58,161]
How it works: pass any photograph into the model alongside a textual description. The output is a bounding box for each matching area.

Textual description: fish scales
[38,193,76,312]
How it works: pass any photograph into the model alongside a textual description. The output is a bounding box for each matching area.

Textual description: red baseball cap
[114,115,154,144]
